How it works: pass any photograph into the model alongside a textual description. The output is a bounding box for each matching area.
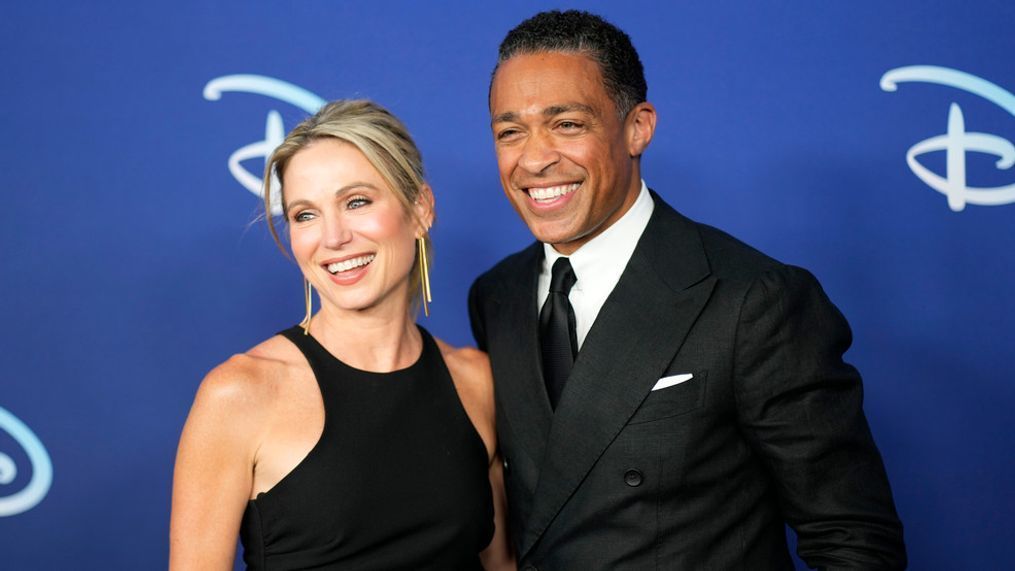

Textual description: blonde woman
[170,100,512,570]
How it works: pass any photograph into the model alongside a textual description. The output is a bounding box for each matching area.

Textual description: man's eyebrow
[543,103,594,117]
[492,111,519,125]
[491,103,595,125]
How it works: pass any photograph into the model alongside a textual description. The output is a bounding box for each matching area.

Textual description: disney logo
[880,66,1015,212]
[0,406,53,517]
[203,75,325,215]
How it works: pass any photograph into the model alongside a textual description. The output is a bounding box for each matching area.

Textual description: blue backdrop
[2,1,1013,569]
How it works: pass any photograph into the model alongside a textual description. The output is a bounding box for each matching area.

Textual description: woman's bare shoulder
[192,334,305,422]
[433,338,493,394]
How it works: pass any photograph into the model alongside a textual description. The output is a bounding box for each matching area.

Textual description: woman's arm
[481,451,516,570]
[170,359,266,571]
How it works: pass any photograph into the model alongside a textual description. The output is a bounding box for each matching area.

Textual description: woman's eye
[293,211,314,222]
[348,197,371,209]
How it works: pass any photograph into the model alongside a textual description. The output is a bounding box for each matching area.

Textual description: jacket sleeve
[733,265,906,569]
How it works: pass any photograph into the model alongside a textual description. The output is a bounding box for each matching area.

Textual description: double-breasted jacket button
[624,468,644,487]
[502,457,510,473]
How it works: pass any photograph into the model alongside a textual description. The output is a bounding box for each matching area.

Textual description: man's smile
[525,182,582,203]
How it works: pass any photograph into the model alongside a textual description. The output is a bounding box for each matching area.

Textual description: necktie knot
[549,257,577,295]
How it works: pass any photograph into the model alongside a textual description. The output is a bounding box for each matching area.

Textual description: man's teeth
[327,255,375,274]
[528,183,580,201]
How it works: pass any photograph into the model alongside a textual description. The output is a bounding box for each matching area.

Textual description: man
[468,10,906,570]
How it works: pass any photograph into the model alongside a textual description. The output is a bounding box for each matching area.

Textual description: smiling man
[468,10,906,570]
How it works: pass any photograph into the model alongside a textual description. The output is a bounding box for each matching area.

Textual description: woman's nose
[322,215,352,249]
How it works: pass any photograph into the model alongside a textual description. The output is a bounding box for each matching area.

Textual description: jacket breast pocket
[627,370,707,425]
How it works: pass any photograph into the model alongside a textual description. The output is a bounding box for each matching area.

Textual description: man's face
[490,51,646,254]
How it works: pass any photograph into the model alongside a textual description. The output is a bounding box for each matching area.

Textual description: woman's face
[283,138,427,316]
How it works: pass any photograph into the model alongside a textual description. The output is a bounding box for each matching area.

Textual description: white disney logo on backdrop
[880,66,1015,212]
[0,406,53,517]
[203,75,326,215]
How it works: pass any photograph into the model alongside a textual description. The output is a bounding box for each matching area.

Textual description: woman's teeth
[528,183,580,201]
[327,255,375,274]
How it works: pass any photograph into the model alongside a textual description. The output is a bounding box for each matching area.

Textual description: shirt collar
[542,180,654,290]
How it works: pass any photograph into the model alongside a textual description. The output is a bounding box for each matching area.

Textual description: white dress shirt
[538,181,655,350]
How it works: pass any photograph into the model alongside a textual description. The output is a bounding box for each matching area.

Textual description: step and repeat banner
[2,1,1013,568]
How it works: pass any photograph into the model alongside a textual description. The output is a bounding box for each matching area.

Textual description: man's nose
[517,132,560,174]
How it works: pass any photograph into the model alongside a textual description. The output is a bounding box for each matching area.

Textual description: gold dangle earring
[300,279,313,335]
[417,233,432,317]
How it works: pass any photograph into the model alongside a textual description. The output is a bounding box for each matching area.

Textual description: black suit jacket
[468,194,905,570]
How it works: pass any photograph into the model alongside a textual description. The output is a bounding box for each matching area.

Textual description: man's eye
[497,128,521,141]
[558,121,583,130]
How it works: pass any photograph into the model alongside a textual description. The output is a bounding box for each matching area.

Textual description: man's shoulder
[696,220,784,277]
[650,204,832,324]
[651,196,786,280]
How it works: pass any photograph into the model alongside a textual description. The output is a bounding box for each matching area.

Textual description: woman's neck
[307,301,421,373]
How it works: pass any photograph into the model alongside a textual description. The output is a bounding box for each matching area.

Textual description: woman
[170,100,512,570]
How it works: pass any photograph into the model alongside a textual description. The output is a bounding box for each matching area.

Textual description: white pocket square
[651,374,693,391]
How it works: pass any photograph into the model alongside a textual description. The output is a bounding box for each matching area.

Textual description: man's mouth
[526,182,581,203]
[325,254,375,274]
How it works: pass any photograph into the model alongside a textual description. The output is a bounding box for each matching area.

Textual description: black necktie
[540,257,578,409]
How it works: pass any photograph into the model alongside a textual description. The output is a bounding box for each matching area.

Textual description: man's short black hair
[494,10,647,117]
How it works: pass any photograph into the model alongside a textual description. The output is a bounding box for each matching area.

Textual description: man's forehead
[490,52,608,120]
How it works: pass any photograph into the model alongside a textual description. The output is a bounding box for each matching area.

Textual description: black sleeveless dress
[239,326,494,570]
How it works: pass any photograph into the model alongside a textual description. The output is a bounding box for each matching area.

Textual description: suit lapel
[489,243,553,467]
[520,196,717,557]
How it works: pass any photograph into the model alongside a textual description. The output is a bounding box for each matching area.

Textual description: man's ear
[414,184,436,234]
[626,102,657,157]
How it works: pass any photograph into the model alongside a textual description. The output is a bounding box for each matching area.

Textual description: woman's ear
[414,184,436,234]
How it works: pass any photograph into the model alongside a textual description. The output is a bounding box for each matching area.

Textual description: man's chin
[526,224,570,245]
[529,227,584,252]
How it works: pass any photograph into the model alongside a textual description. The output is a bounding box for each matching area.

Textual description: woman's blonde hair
[262,99,433,305]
